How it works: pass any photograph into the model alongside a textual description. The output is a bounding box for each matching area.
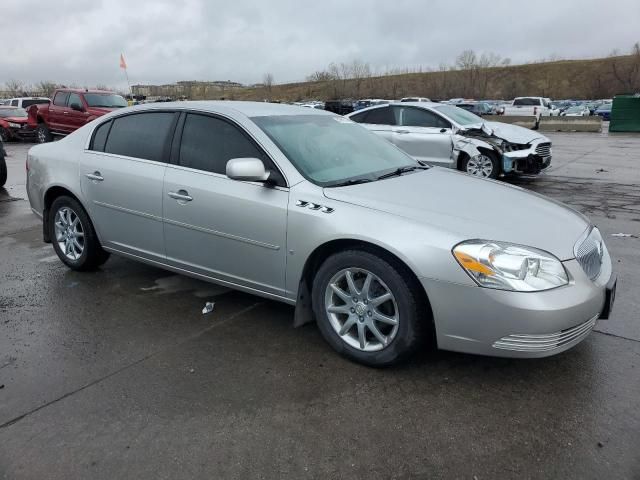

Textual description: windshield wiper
[376,165,426,180]
[329,178,373,187]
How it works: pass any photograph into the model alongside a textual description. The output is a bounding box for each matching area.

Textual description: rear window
[360,106,395,125]
[513,98,541,106]
[104,112,175,162]
[21,99,50,108]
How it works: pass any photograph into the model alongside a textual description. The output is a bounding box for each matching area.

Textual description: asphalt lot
[1,131,639,479]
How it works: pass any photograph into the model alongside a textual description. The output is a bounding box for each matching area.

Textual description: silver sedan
[26,102,616,366]
[347,102,553,179]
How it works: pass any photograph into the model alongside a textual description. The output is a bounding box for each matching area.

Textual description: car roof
[347,101,444,115]
[124,100,334,117]
[10,97,50,100]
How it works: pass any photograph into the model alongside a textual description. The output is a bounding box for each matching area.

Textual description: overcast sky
[1,0,639,90]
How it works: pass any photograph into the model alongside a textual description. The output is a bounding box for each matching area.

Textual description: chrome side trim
[163,217,280,251]
[102,246,295,304]
[492,315,597,352]
[296,200,334,213]
[93,200,162,222]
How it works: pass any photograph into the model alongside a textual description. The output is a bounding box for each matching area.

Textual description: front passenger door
[391,106,454,167]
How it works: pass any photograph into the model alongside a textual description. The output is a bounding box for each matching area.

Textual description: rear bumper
[420,254,613,358]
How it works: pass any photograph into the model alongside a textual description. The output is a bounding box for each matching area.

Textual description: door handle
[167,190,193,202]
[85,172,104,181]
[63,111,69,115]
[394,129,410,134]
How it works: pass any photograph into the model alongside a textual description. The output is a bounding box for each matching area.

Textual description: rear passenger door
[162,112,289,296]
[49,91,69,132]
[349,106,395,143]
[391,106,454,167]
[80,111,177,262]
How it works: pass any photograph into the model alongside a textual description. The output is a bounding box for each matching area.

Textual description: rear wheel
[36,124,52,143]
[462,152,500,179]
[49,196,110,271]
[312,249,426,367]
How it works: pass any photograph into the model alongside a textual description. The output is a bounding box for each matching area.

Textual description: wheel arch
[42,185,93,243]
[295,238,436,346]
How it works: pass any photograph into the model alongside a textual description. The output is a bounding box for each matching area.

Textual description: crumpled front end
[453,124,552,175]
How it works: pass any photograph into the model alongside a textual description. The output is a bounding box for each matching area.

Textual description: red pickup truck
[28,88,128,143]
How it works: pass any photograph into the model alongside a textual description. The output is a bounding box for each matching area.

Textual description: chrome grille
[575,227,604,280]
[493,315,597,352]
[535,142,551,157]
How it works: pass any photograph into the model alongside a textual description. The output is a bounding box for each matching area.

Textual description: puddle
[140,274,230,298]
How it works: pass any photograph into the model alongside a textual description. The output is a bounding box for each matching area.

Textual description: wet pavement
[1,133,639,479]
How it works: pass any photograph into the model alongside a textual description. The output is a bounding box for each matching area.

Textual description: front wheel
[312,249,426,366]
[0,127,9,143]
[462,152,500,179]
[49,196,110,271]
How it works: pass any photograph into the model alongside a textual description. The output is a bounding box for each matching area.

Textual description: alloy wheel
[54,206,85,260]
[466,154,494,177]
[37,127,47,143]
[324,268,399,352]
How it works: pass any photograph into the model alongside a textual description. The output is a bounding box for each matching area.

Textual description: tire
[461,151,500,179]
[0,127,9,143]
[312,249,427,367]
[36,124,52,143]
[49,196,110,271]
[0,156,6,188]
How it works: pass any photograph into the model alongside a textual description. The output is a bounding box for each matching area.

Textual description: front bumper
[503,152,551,174]
[420,252,613,358]
[9,124,36,140]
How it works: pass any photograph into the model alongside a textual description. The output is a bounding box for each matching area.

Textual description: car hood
[482,121,546,144]
[323,168,589,260]
[5,116,28,123]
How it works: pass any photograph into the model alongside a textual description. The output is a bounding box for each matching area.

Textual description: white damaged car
[347,102,552,179]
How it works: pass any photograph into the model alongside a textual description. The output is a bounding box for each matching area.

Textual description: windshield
[252,114,419,186]
[84,93,127,108]
[433,105,484,126]
[0,108,27,118]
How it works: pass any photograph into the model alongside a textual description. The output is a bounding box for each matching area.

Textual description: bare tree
[5,79,24,96]
[37,81,58,97]
[610,42,640,93]
[350,59,371,98]
[263,73,274,100]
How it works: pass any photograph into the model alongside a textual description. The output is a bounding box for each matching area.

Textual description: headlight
[453,240,568,292]
[8,122,20,128]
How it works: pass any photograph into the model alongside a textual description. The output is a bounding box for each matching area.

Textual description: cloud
[1,0,638,90]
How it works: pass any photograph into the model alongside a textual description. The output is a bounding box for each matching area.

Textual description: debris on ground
[598,441,604,448]
[202,302,215,315]
[189,368,195,374]
[0,384,4,389]
[596,168,608,173]
[611,233,637,238]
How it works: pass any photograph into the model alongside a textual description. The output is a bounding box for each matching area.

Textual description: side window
[179,113,285,186]
[361,106,395,125]
[349,111,368,123]
[90,120,112,152]
[53,92,69,107]
[394,107,451,129]
[68,93,82,108]
[11,100,18,107]
[104,112,175,162]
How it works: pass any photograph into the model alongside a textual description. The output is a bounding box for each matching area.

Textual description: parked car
[503,97,555,123]
[6,97,50,109]
[27,88,128,143]
[456,102,495,116]
[0,138,6,187]
[324,99,355,115]
[400,97,431,103]
[562,105,591,117]
[594,104,612,121]
[347,102,552,179]
[0,106,34,141]
[26,101,615,366]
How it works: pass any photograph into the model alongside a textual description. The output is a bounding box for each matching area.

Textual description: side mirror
[70,103,83,112]
[226,158,270,182]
